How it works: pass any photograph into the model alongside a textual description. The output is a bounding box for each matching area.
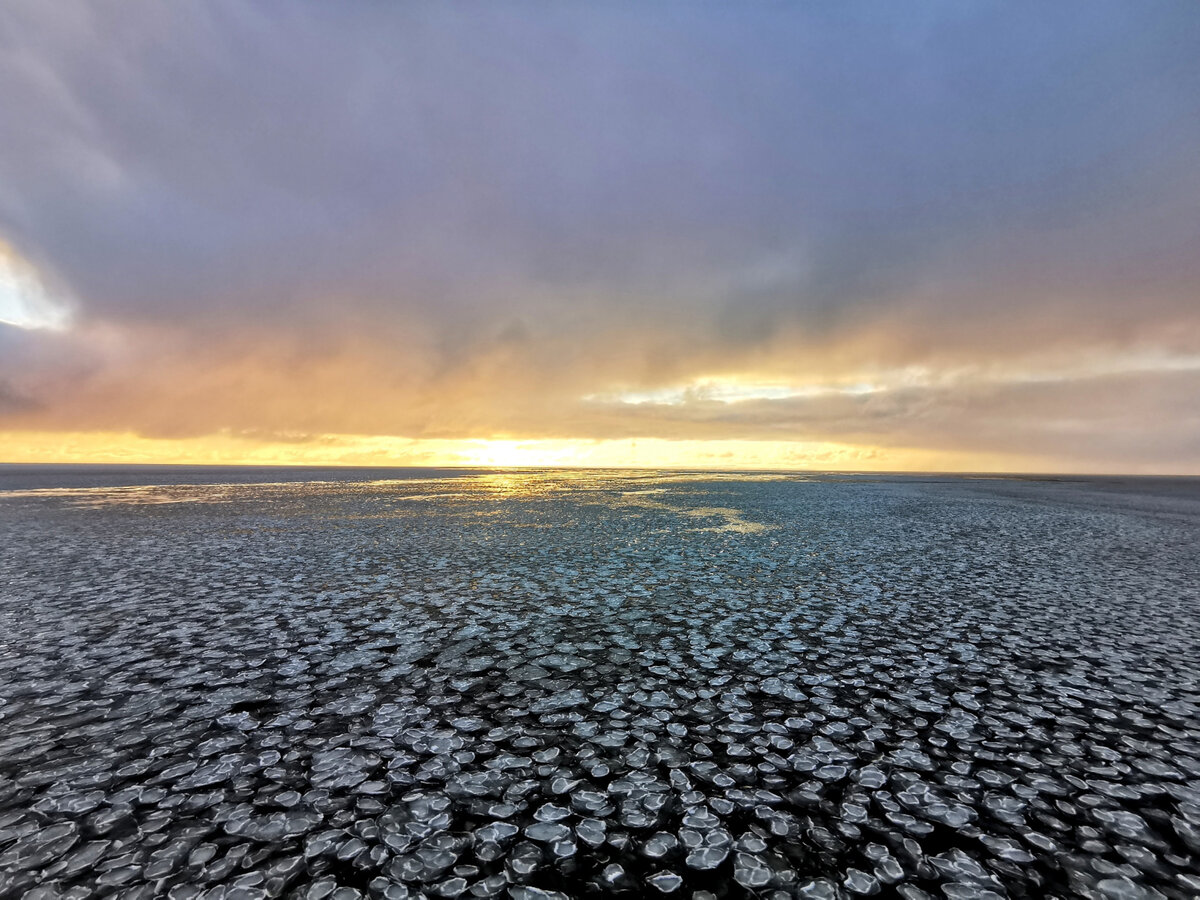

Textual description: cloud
[0,2,1198,471]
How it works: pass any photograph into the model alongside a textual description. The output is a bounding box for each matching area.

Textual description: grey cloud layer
[1,1,1198,469]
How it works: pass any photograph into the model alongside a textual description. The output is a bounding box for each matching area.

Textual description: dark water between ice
[1,467,1198,899]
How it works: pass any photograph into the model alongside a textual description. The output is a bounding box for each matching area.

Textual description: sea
[0,465,1197,898]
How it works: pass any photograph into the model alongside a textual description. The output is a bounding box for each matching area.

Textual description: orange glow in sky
[0,430,1089,475]
[1,5,1198,473]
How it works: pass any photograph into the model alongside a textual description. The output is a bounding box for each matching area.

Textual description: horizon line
[1,461,1196,480]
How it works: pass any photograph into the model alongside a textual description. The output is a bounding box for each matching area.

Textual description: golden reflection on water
[617,489,774,534]
[0,469,784,532]
[680,506,773,534]
[0,484,237,507]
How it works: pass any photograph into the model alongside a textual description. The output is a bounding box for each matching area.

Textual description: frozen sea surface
[0,468,1198,900]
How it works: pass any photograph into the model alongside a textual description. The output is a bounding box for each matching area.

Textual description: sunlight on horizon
[0,429,1070,474]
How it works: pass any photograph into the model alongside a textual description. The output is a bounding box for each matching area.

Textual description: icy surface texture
[0,470,1198,899]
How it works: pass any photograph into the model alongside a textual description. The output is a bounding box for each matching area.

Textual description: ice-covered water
[0,468,1198,899]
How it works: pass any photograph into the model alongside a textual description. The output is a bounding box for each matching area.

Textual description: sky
[1,2,1198,473]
